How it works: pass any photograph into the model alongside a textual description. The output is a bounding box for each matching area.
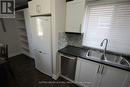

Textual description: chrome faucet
[100,39,108,60]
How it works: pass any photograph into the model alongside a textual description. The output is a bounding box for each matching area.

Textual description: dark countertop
[58,45,130,71]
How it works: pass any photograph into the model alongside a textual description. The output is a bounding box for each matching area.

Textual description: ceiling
[15,0,71,9]
[15,0,30,8]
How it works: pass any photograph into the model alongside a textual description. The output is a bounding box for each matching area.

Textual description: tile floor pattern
[8,54,79,87]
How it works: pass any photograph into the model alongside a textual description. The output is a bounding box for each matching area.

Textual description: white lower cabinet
[75,58,100,87]
[99,65,128,87]
[75,58,130,87]
[126,79,130,87]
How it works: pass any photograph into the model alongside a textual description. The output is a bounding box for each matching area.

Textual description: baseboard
[60,75,84,87]
[52,72,60,80]
[60,75,74,83]
[22,52,31,58]
[9,52,22,58]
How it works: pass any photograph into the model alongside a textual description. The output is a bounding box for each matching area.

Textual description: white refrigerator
[30,16,52,76]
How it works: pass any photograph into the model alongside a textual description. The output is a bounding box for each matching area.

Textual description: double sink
[86,50,130,67]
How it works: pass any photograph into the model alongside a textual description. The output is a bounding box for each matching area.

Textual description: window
[83,2,130,54]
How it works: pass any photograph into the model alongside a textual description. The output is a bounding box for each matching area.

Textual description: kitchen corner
[58,33,130,87]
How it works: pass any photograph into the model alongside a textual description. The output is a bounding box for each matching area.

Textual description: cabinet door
[66,0,85,33]
[28,0,51,16]
[99,65,129,87]
[126,76,130,87]
[28,1,37,16]
[28,0,41,16]
[40,0,51,15]
[123,72,130,87]
[75,58,100,87]
[35,0,51,15]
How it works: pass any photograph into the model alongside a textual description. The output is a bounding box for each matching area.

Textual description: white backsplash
[58,32,68,50]
[66,33,83,47]
[58,32,83,49]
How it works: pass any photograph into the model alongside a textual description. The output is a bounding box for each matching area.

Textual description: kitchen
[0,0,130,87]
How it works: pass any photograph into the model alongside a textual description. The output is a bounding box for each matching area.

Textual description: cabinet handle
[80,24,82,32]
[101,66,104,75]
[39,51,48,54]
[36,5,41,13]
[97,65,100,74]
[39,51,42,53]
[34,49,48,54]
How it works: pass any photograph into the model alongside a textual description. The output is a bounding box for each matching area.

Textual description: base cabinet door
[99,65,129,87]
[75,58,130,87]
[126,78,130,87]
[75,58,100,87]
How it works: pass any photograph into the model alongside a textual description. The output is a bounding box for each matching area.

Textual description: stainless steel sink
[86,50,130,66]
[105,54,130,66]
[86,50,102,59]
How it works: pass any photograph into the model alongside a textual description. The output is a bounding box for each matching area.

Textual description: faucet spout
[100,39,108,60]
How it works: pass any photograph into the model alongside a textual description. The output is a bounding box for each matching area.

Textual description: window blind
[83,2,130,54]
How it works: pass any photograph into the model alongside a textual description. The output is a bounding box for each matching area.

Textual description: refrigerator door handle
[34,49,48,54]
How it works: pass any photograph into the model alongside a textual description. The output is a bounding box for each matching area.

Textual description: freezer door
[34,49,52,76]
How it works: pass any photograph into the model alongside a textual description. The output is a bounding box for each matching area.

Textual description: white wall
[51,0,66,79]
[0,19,21,57]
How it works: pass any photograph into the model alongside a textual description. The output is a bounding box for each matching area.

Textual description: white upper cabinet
[66,0,85,33]
[28,0,51,16]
